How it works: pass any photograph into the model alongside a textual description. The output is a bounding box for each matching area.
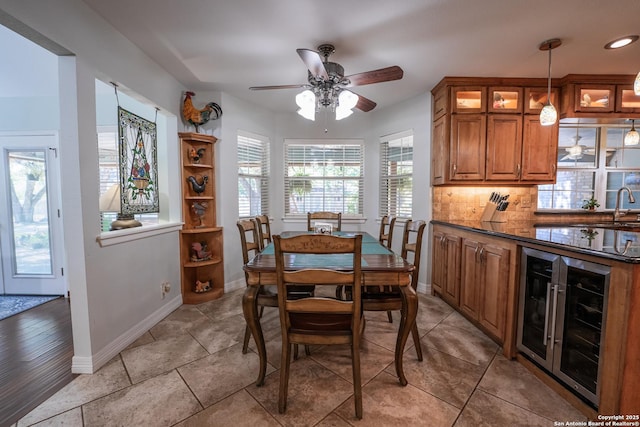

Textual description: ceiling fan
[560,126,588,161]
[249,44,403,119]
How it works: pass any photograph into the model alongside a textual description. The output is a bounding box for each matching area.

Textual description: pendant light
[635,71,640,96]
[539,38,562,126]
[625,120,640,146]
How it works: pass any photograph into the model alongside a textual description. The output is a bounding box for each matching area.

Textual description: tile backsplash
[432,186,539,222]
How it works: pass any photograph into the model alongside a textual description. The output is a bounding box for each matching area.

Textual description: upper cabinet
[559,74,640,119]
[431,77,558,186]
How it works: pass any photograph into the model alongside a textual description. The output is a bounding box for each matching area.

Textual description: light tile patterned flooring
[15,289,587,426]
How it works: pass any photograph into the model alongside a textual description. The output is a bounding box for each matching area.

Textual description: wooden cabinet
[450,114,486,181]
[459,237,510,340]
[521,116,557,181]
[431,224,516,346]
[431,228,461,306]
[431,77,558,185]
[486,114,523,181]
[559,74,640,120]
[179,132,224,304]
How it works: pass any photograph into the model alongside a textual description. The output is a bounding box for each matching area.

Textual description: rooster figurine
[187,175,208,194]
[182,91,222,133]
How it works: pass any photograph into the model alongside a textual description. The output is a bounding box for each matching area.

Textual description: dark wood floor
[0,297,75,427]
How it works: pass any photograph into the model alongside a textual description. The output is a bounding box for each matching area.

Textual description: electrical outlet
[521,195,531,208]
[161,282,171,299]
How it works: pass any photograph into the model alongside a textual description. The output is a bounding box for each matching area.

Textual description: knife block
[481,202,497,222]
[490,209,507,223]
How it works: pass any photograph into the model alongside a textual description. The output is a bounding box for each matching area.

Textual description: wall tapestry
[118,106,159,214]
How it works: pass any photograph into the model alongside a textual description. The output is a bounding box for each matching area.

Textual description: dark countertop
[431,219,640,263]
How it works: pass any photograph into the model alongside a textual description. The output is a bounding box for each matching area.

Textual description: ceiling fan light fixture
[336,90,358,120]
[539,38,561,126]
[296,89,316,121]
[625,120,640,146]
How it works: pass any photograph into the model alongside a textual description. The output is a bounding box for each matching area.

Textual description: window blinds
[238,132,270,217]
[284,140,364,216]
[380,131,413,218]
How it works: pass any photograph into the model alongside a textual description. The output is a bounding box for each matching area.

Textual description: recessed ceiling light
[604,35,639,49]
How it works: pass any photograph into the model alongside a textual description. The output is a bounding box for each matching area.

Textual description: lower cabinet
[432,224,515,346]
[459,237,510,340]
[432,228,461,306]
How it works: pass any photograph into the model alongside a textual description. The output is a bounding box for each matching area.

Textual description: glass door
[517,248,560,371]
[0,133,65,295]
[554,257,610,407]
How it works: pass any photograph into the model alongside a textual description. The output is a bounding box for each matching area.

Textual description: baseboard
[71,294,183,374]
[417,281,430,295]
[224,278,245,293]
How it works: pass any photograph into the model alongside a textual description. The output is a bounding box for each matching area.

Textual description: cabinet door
[521,116,558,182]
[478,243,510,340]
[432,230,446,295]
[450,114,486,181]
[459,238,481,319]
[452,87,486,113]
[486,114,522,181]
[574,85,615,113]
[443,233,461,305]
[615,85,640,114]
[432,115,447,185]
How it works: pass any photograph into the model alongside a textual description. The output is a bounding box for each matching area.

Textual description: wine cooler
[517,248,610,407]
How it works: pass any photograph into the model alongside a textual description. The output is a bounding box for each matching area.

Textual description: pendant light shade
[539,38,561,126]
[635,70,640,96]
[625,120,640,146]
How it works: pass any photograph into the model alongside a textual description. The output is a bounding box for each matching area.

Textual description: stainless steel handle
[516,163,521,178]
[549,283,560,347]
[478,247,485,263]
[542,281,552,345]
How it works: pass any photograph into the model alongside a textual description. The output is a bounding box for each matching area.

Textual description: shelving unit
[179,132,224,303]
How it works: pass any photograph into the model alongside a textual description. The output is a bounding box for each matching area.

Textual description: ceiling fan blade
[296,48,329,80]
[344,66,403,87]
[349,91,376,112]
[249,84,308,90]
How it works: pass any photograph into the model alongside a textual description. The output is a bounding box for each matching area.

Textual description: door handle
[549,283,560,347]
[543,281,552,346]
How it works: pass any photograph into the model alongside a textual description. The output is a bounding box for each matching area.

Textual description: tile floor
[15,289,587,426]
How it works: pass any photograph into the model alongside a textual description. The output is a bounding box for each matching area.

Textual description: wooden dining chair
[237,219,277,354]
[307,211,342,232]
[255,214,272,250]
[362,219,426,361]
[378,215,396,250]
[273,233,364,419]
[238,218,312,357]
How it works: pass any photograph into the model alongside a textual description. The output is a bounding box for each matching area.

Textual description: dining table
[242,231,417,387]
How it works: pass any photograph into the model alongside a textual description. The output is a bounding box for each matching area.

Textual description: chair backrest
[400,219,426,290]
[307,211,342,232]
[255,215,272,250]
[378,215,397,249]
[237,219,261,265]
[273,233,362,336]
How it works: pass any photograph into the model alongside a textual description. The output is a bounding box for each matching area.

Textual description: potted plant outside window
[581,197,600,211]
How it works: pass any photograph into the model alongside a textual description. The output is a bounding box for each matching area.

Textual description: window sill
[97,221,183,247]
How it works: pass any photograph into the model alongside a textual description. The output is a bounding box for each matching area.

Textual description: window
[284,139,364,217]
[238,131,270,217]
[380,130,413,218]
[96,79,161,231]
[538,123,640,210]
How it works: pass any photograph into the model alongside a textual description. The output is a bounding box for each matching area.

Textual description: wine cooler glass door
[517,248,560,371]
[553,257,610,407]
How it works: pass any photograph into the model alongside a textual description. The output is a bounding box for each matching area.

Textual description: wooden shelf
[179,132,224,303]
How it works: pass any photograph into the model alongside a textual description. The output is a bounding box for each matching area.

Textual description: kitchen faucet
[613,186,636,221]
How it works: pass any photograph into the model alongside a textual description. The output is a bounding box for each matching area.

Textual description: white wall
[1,0,187,372]
[0,0,435,374]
